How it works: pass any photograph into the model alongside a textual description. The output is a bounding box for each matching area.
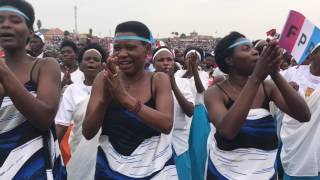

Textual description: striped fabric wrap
[207,109,278,180]
[96,134,177,179]
[0,91,66,179]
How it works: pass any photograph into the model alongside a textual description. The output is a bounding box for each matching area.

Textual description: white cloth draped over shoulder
[280,85,320,176]
[66,97,101,180]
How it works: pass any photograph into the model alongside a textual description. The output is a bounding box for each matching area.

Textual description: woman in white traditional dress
[153,46,194,180]
[175,47,209,104]
[55,43,107,179]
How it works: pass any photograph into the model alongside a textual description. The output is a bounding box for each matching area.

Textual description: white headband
[0,6,30,22]
[186,50,201,61]
[85,48,102,59]
[152,48,173,61]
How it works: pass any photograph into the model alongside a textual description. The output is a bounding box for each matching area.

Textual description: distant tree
[37,19,42,31]
[175,32,179,36]
[89,28,93,38]
[180,33,187,38]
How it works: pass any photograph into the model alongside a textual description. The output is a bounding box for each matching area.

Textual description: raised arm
[205,78,261,139]
[0,58,61,131]
[170,77,194,117]
[117,73,174,134]
[0,83,4,107]
[55,85,76,142]
[189,53,206,93]
[204,42,280,139]
[82,72,109,140]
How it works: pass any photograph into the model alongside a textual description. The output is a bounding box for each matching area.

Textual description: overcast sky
[27,0,320,40]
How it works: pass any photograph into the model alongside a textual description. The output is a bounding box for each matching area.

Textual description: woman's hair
[184,47,205,61]
[60,40,79,54]
[214,31,245,73]
[78,43,108,63]
[115,21,153,45]
[0,0,35,30]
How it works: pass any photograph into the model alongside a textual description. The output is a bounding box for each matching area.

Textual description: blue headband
[113,36,153,44]
[0,6,30,21]
[228,39,252,49]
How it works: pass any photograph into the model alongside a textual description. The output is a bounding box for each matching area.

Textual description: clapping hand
[62,67,73,86]
[0,58,10,82]
[102,55,127,105]
[252,40,282,82]
[188,52,199,70]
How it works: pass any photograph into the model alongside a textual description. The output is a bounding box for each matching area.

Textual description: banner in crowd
[279,10,320,64]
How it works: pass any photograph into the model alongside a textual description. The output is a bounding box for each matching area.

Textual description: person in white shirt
[55,43,106,151]
[153,46,194,180]
[280,43,320,180]
[175,47,209,104]
[59,40,84,89]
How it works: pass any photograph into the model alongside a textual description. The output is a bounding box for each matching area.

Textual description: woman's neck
[4,49,29,64]
[120,69,146,83]
[62,62,78,73]
[83,76,95,86]
[33,49,42,57]
[228,72,249,88]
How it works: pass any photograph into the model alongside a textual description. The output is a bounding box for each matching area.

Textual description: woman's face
[202,56,215,71]
[154,51,175,74]
[60,46,77,65]
[80,49,103,78]
[113,32,150,74]
[228,41,259,76]
[29,36,43,52]
[0,11,30,50]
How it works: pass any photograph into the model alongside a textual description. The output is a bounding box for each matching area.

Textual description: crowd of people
[163,38,219,54]
[0,0,320,180]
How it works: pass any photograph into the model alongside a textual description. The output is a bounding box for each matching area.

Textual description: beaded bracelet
[129,100,142,114]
